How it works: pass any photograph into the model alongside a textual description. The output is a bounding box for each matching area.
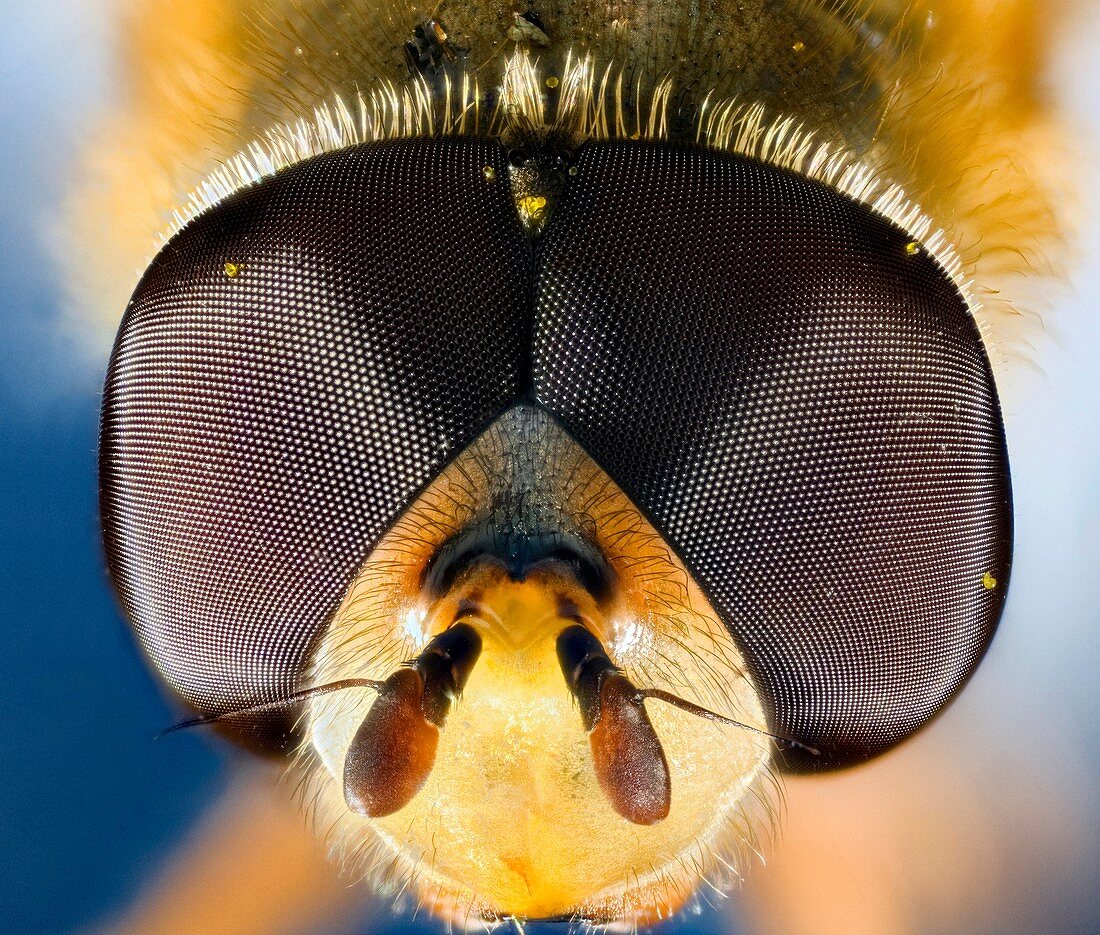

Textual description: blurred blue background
[1,2,1097,934]
[0,6,223,932]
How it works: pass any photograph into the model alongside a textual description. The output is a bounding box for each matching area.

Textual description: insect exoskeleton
[94,0,1046,925]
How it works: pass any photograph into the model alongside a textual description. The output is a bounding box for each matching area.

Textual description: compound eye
[99,140,529,745]
[532,141,1011,768]
[101,134,1009,768]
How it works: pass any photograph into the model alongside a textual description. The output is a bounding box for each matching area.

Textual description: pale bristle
[697,96,979,321]
[172,47,980,337]
[170,50,683,238]
[171,73,474,233]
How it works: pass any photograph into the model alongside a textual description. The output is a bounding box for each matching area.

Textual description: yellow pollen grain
[545,75,560,89]
[982,571,997,590]
[223,261,242,277]
[905,240,921,256]
[519,194,548,219]
[482,165,497,182]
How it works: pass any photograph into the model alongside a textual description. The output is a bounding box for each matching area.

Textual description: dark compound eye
[534,141,1009,769]
[100,137,1009,765]
[100,139,530,748]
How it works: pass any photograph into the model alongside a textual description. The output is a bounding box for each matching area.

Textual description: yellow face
[305,412,770,923]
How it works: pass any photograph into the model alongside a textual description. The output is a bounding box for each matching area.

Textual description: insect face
[302,408,770,922]
[87,0,1058,926]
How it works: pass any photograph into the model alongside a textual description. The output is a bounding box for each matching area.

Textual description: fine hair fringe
[695,96,977,318]
[173,50,675,233]
[172,48,976,326]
